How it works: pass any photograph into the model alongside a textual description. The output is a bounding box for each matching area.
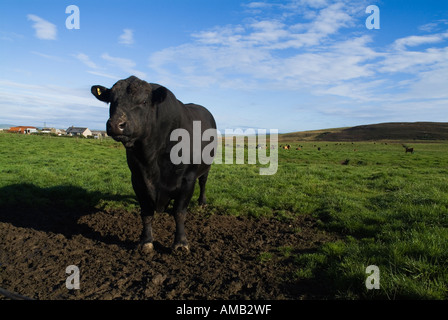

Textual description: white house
[66,126,92,138]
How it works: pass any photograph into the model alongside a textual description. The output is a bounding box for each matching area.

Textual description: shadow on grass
[0,183,137,248]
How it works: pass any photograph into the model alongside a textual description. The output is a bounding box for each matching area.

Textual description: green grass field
[1,132,447,299]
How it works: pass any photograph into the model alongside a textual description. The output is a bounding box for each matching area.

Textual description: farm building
[91,130,108,139]
[9,126,38,134]
[66,126,92,138]
[41,127,63,135]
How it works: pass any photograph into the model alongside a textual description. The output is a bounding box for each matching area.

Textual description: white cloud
[193,2,355,50]
[73,52,145,81]
[410,64,448,99]
[31,51,67,63]
[308,2,352,35]
[379,47,448,74]
[242,1,276,14]
[245,2,273,9]
[119,29,134,45]
[87,70,119,80]
[27,14,57,40]
[74,53,99,69]
[102,53,136,70]
[248,20,289,45]
[101,53,146,79]
[150,30,378,90]
[393,33,448,51]
[147,0,448,127]
[0,79,108,129]
[73,53,121,80]
[0,80,100,108]
[418,20,448,32]
[0,31,24,41]
[290,0,330,9]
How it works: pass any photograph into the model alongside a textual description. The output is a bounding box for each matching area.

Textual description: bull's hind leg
[172,175,196,252]
[198,171,209,206]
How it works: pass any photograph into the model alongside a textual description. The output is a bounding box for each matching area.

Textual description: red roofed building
[8,126,38,134]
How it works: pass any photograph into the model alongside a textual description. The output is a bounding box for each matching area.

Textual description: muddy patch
[0,207,337,300]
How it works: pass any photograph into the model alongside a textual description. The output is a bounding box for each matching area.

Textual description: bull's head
[91,76,167,148]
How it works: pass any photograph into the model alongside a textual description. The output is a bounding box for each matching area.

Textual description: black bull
[91,76,217,253]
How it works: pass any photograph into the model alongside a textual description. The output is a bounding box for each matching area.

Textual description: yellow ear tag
[97,87,102,96]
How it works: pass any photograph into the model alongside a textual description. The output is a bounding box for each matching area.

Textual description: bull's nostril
[118,122,126,131]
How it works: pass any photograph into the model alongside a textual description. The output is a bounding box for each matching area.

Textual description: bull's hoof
[139,242,154,254]
[172,242,190,255]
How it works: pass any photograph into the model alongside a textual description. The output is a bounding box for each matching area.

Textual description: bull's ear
[151,86,168,105]
[91,85,110,103]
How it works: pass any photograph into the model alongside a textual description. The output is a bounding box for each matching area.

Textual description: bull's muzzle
[106,118,127,137]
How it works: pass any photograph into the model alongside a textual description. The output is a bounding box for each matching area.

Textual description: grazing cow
[91,76,217,253]
[283,144,290,150]
[402,144,414,154]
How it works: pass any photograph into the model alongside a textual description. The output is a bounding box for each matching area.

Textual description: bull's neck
[126,137,165,180]
[126,137,155,163]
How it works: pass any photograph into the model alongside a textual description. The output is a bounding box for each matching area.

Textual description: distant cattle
[283,145,290,150]
[92,76,216,253]
[403,144,414,154]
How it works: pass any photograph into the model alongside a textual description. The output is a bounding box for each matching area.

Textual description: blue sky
[0,0,447,132]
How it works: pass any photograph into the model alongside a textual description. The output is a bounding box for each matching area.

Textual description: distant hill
[280,122,448,142]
